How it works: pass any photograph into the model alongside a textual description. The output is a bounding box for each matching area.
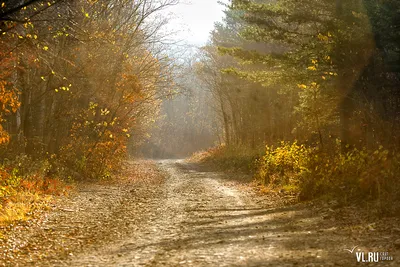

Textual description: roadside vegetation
[0,160,165,265]
[0,155,69,228]
[193,142,400,215]
[190,145,260,173]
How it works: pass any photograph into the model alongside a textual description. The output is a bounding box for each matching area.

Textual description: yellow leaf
[43,46,49,51]
[297,84,307,89]
[307,66,317,71]
[317,33,329,42]
[1,3,5,8]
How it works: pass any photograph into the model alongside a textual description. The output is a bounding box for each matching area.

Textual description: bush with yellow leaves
[256,141,400,210]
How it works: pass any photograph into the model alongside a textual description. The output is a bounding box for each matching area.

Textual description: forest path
[63,160,397,267]
[2,160,398,266]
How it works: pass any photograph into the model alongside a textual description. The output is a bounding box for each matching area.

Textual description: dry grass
[189,148,217,163]
[0,159,162,229]
[0,166,70,228]
[0,191,53,226]
[189,145,259,174]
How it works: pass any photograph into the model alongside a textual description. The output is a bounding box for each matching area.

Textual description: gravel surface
[1,159,399,266]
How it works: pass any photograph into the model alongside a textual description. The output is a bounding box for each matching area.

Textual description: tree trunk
[336,0,352,152]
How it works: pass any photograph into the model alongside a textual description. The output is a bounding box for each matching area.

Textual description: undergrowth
[190,145,261,173]
[193,142,400,214]
[0,154,70,227]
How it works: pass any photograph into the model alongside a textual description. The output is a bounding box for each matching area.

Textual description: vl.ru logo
[345,246,394,263]
[355,251,379,263]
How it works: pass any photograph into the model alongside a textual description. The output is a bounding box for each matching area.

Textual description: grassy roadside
[0,162,71,232]
[0,159,165,266]
[0,156,165,230]
[0,158,163,231]
[191,143,400,216]
[190,145,262,174]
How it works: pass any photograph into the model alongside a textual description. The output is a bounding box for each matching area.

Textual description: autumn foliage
[255,142,399,205]
[0,48,20,145]
[0,0,176,224]
[0,0,174,177]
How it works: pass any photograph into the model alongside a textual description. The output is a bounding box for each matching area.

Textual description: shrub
[0,157,69,226]
[255,141,400,205]
[255,141,310,186]
[59,106,129,180]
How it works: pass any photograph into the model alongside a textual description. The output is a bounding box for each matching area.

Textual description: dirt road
[1,160,398,266]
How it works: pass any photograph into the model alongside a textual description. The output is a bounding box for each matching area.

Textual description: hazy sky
[165,0,226,46]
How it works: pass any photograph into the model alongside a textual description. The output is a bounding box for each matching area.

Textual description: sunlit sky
[164,0,226,46]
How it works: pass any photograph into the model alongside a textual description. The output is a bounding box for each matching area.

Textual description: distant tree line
[140,61,218,158]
